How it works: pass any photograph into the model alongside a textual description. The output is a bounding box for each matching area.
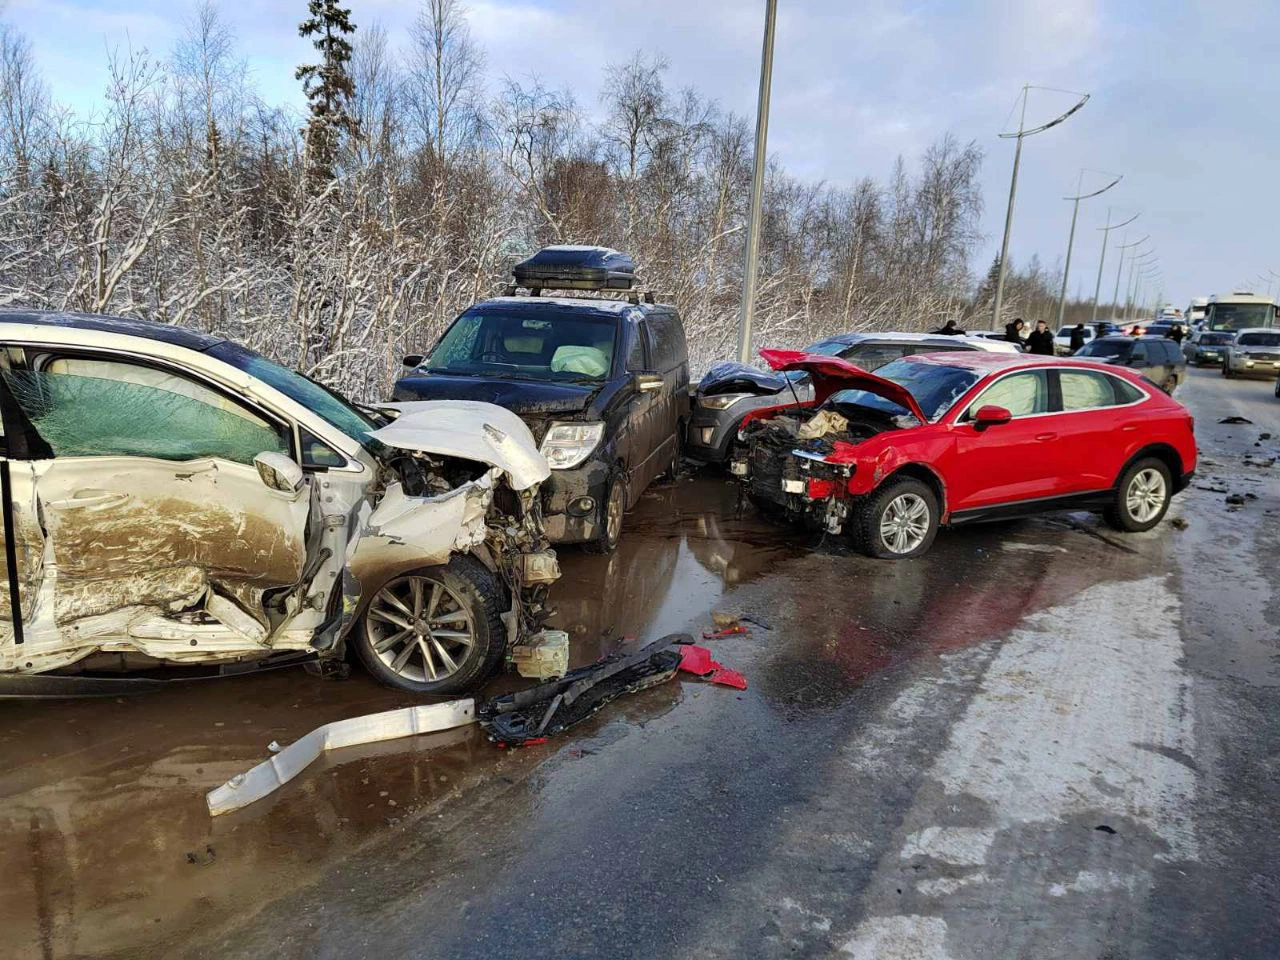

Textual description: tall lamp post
[1056,169,1121,327]
[1126,253,1158,323]
[990,85,1090,329]
[736,0,778,363]
[1112,234,1149,320]
[1091,209,1139,323]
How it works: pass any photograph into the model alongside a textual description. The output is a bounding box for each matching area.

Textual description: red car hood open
[759,348,928,423]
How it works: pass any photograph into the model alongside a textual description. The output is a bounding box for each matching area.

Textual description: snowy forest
[0,0,1070,399]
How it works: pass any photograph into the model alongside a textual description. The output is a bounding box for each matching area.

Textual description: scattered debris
[711,610,741,629]
[703,625,749,639]
[1261,432,1273,441]
[1170,517,1188,531]
[206,700,476,816]
[742,613,773,630]
[1225,493,1247,506]
[1094,824,1117,835]
[1218,416,1253,424]
[479,634,687,746]
[511,630,570,679]
[678,645,748,689]
[267,741,282,754]
[1244,457,1276,468]
[1196,484,1229,493]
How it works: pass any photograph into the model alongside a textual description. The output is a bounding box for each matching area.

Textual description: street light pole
[991,85,1090,330]
[1091,209,1139,324]
[1056,170,1121,327]
[1113,234,1149,320]
[735,0,778,363]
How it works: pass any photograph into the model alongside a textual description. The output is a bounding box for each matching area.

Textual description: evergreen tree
[296,0,357,184]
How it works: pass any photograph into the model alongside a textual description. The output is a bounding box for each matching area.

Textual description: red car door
[1050,368,1149,493]
[943,370,1068,510]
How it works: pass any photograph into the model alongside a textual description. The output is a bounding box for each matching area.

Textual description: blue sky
[7,0,1280,309]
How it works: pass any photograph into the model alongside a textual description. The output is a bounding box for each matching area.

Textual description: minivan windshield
[830,359,981,422]
[1078,339,1133,360]
[1206,302,1275,331]
[423,309,618,383]
[209,341,379,446]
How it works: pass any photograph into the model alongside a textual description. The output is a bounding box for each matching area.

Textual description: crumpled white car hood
[371,400,551,490]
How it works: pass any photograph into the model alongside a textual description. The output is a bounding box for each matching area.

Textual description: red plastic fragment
[678,644,748,690]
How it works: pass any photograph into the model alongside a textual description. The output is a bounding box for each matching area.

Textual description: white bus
[1203,292,1278,332]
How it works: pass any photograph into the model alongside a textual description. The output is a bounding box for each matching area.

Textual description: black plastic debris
[1094,824,1117,835]
[1225,493,1247,505]
[479,634,690,746]
[1218,416,1253,424]
[1261,432,1273,441]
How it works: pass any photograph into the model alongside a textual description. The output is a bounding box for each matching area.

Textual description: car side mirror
[635,372,663,393]
[254,452,305,495]
[402,354,424,369]
[974,405,1012,429]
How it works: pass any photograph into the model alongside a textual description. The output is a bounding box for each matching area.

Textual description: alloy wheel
[1126,468,1167,524]
[879,493,931,554]
[605,482,625,544]
[365,574,476,683]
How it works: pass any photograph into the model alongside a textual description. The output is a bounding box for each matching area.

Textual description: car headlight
[699,393,752,411]
[540,422,604,469]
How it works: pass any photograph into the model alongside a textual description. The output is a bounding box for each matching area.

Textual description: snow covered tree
[296,0,357,185]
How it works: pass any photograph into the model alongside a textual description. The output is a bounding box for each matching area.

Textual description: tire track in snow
[839,575,1197,959]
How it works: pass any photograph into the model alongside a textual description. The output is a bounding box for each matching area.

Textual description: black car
[394,247,689,552]
[1075,335,1187,393]
[1183,329,1235,366]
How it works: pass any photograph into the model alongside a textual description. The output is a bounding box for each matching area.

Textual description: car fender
[841,434,952,515]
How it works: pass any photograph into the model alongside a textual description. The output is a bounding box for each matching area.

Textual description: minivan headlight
[699,393,752,411]
[540,422,604,469]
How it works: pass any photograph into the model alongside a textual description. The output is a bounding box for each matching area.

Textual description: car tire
[1104,457,1173,533]
[853,478,940,560]
[1222,361,1233,378]
[354,555,507,695]
[585,468,626,554]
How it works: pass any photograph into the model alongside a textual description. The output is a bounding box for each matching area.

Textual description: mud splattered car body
[0,311,559,695]
[734,349,1197,558]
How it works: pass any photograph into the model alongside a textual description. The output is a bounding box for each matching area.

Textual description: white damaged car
[0,310,560,696]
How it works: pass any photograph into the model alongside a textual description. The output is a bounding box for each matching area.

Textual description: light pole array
[990,84,1090,329]
[1056,169,1121,327]
[1091,210,1140,324]
[1113,234,1149,320]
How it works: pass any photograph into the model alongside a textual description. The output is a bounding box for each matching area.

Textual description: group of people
[930,316,1188,356]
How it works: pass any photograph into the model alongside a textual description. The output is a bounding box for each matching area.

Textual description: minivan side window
[625,324,649,373]
[645,311,685,372]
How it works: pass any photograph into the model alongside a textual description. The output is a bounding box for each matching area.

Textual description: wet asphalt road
[1,367,1278,960]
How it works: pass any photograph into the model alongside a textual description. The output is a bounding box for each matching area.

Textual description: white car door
[0,349,314,669]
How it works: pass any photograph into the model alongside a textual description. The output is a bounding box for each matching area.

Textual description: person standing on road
[1027,320,1055,355]
[932,319,966,336]
[1069,322,1087,353]
[1004,318,1026,344]
[1170,323,1185,344]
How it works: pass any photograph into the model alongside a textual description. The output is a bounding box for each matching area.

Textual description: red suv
[733,349,1197,558]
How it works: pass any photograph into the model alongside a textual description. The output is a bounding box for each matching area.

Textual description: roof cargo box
[513,246,636,291]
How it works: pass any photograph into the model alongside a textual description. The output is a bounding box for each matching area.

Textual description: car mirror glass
[402,354,424,369]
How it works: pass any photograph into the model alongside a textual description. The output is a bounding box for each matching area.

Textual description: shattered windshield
[208,342,379,447]
[423,309,619,382]
[829,359,980,422]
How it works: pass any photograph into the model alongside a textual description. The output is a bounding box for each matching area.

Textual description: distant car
[732,350,1196,558]
[1183,329,1235,366]
[1053,325,1097,355]
[968,330,1026,350]
[394,246,689,553]
[1222,328,1280,379]
[1075,335,1187,393]
[685,331,1019,464]
[1144,322,1176,339]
